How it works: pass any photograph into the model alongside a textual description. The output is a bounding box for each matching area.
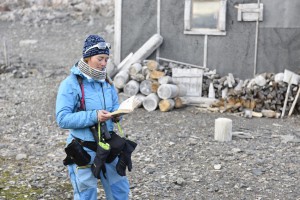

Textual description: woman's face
[87,54,109,70]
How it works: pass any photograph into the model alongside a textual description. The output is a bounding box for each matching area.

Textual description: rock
[214,164,222,170]
[175,177,185,186]
[232,148,242,153]
[252,168,263,176]
[188,138,198,145]
[19,40,38,47]
[16,153,27,160]
[278,135,298,143]
[73,2,88,12]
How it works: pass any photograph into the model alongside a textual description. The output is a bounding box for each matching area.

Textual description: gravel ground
[0,6,300,200]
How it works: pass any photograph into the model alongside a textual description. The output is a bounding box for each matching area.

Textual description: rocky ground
[0,1,300,200]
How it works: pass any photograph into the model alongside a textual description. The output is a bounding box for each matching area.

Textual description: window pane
[192,0,220,29]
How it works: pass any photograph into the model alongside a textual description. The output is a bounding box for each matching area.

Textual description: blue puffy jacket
[56,64,119,144]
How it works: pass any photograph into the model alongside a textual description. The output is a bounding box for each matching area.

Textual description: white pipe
[156,0,161,61]
[253,0,260,76]
[3,39,8,67]
[203,35,208,68]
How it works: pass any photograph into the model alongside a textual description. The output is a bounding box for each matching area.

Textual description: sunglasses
[84,42,111,54]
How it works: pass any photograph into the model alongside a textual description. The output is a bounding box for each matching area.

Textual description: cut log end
[174,97,184,108]
[143,93,159,111]
[159,99,175,112]
[157,84,187,99]
[150,70,165,80]
[151,81,160,93]
[113,71,129,89]
[123,80,140,96]
[146,60,158,71]
[140,80,153,96]
[129,63,142,76]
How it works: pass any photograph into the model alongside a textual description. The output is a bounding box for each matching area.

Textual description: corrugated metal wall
[120,0,300,79]
[121,0,157,60]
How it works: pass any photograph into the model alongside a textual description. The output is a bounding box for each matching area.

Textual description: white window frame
[184,0,227,36]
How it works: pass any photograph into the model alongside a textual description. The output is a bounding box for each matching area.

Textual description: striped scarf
[78,58,106,81]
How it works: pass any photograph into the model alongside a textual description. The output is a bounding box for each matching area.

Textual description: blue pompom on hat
[82,35,110,58]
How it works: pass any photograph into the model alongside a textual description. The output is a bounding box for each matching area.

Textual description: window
[184,0,227,35]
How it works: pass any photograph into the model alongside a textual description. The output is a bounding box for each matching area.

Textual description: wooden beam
[288,85,300,116]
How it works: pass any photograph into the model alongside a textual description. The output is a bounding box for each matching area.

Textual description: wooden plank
[172,68,203,97]
[177,96,218,106]
[236,3,263,22]
[218,0,227,31]
[288,85,300,116]
[184,0,191,31]
[281,75,292,118]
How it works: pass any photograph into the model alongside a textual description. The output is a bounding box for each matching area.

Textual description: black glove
[116,140,137,176]
[91,142,110,179]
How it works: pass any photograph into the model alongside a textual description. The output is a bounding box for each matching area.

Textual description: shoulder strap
[76,75,86,111]
[75,73,112,111]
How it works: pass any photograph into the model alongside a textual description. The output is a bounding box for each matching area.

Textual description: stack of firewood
[202,71,300,117]
[110,57,300,116]
[113,60,186,112]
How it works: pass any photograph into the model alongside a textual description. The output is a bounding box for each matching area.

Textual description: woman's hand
[97,110,112,122]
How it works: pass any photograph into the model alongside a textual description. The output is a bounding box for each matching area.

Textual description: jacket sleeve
[56,78,98,129]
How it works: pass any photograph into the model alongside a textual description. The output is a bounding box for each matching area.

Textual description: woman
[56,35,130,200]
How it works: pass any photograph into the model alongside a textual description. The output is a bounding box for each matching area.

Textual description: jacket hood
[70,62,83,76]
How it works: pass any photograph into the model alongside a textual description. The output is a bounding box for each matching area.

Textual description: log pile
[202,71,300,117]
[114,60,187,112]
[111,56,300,117]
[109,35,300,117]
